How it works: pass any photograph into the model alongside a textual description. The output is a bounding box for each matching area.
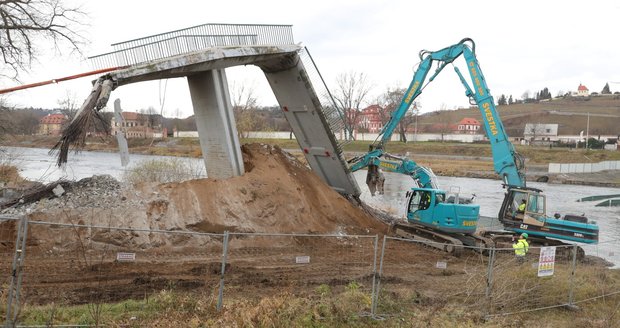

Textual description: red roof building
[111,111,161,139]
[38,113,67,135]
[455,117,481,134]
[577,84,589,96]
[357,105,386,133]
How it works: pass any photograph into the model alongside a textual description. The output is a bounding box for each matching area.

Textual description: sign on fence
[537,246,556,277]
[295,255,310,264]
[116,252,136,262]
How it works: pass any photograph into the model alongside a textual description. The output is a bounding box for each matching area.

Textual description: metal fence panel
[487,244,576,315]
[1,216,21,323]
[12,220,224,326]
[574,241,620,304]
[374,237,490,317]
[222,233,377,311]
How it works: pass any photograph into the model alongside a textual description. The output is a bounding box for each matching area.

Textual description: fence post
[217,231,229,312]
[5,215,29,328]
[568,244,578,308]
[372,235,388,317]
[484,247,496,317]
[370,235,378,317]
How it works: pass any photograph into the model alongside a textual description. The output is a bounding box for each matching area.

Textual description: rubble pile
[1,175,135,215]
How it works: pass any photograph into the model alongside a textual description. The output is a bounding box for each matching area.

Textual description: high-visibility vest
[512,239,529,256]
[518,203,526,212]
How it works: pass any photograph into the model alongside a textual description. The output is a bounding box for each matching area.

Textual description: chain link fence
[222,233,378,310]
[2,214,619,326]
[373,236,491,318]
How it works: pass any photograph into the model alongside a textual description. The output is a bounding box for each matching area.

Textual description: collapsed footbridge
[85,23,360,196]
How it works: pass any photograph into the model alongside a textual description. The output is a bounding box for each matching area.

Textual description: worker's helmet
[521,233,528,239]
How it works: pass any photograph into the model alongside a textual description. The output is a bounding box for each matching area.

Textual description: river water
[3,146,619,266]
[353,171,620,267]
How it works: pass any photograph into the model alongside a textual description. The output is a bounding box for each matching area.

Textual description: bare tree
[231,80,259,138]
[376,86,415,142]
[332,71,373,140]
[57,90,79,120]
[0,0,86,78]
[437,104,457,142]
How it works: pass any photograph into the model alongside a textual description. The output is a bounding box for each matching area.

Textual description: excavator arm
[454,41,526,187]
[348,148,438,190]
[348,39,475,191]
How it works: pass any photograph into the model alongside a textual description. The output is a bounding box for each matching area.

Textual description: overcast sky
[2,0,620,118]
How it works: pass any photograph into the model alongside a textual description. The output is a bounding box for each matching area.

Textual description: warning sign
[537,246,556,277]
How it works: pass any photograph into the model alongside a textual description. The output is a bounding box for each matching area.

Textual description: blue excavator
[348,38,598,253]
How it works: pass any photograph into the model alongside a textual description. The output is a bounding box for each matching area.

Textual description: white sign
[116,252,136,262]
[435,261,447,269]
[295,256,310,264]
[537,246,556,277]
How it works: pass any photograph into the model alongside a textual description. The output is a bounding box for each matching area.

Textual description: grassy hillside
[418,95,620,136]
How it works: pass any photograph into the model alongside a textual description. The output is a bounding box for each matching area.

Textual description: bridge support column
[187,69,244,179]
[260,54,360,196]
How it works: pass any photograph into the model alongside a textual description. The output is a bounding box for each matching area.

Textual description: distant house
[577,84,589,97]
[111,112,160,139]
[523,123,559,144]
[38,113,67,136]
[455,118,481,134]
[357,105,385,133]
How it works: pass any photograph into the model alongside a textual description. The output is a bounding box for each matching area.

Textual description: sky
[2,0,620,118]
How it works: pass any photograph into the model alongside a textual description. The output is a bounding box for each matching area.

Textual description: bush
[122,158,206,184]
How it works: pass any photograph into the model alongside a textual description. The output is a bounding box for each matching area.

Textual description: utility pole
[586,112,590,150]
[414,107,419,142]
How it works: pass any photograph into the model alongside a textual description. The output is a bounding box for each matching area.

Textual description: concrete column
[187,69,244,179]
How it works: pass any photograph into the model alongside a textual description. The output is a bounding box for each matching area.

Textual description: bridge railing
[88,23,294,69]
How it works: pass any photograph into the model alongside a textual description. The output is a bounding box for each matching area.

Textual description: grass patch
[11,265,620,327]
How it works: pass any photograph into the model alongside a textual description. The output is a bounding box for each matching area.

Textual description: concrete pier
[188,69,244,178]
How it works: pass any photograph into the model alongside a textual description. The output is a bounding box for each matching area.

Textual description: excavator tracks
[390,221,495,256]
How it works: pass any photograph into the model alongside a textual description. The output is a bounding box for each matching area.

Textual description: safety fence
[1,215,619,326]
[548,160,620,173]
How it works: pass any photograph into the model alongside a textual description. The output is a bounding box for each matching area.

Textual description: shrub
[122,158,205,184]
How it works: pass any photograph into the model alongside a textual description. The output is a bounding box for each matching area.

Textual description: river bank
[3,135,619,188]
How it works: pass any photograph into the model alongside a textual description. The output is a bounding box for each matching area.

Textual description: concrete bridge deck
[89,25,359,196]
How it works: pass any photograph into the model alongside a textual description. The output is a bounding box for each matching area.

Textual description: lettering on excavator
[468,61,486,96]
[482,103,498,136]
[379,162,398,170]
[404,81,420,104]
[462,220,477,227]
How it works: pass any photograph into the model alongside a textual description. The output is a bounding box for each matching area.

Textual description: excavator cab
[406,188,480,234]
[498,186,599,243]
[503,189,546,221]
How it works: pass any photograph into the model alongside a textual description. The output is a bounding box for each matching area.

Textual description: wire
[159,79,168,116]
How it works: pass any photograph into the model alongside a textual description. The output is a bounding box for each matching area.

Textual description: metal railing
[298,47,351,154]
[88,23,295,69]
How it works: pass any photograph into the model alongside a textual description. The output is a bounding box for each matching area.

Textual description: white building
[523,123,559,144]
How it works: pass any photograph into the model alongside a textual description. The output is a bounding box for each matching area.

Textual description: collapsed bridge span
[64,23,360,196]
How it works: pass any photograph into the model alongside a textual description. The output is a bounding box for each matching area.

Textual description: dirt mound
[148,143,386,235]
[2,143,386,248]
